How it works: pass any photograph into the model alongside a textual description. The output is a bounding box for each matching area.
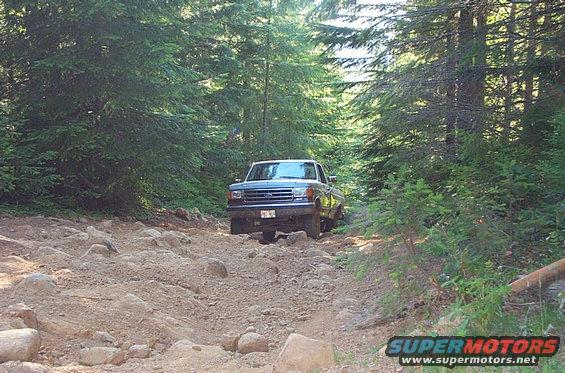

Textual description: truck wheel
[262,230,276,242]
[304,208,321,239]
[230,218,244,235]
[323,219,336,232]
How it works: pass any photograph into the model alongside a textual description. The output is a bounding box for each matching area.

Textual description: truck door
[316,164,331,215]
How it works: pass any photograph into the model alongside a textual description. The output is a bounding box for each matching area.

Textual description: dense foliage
[0,0,343,213]
[317,0,564,337]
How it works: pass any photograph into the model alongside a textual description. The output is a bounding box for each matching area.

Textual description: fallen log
[509,258,565,293]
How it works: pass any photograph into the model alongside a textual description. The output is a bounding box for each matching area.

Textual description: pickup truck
[226,159,345,241]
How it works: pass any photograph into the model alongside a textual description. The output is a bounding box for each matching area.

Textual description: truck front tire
[262,230,276,242]
[304,208,321,239]
[230,218,244,235]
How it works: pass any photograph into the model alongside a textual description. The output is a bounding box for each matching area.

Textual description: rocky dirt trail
[0,212,441,372]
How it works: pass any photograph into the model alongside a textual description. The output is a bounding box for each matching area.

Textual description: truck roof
[252,159,317,165]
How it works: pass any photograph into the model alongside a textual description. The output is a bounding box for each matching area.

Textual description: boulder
[237,332,268,354]
[98,219,113,229]
[133,221,146,229]
[219,333,239,352]
[35,246,71,259]
[305,248,329,257]
[86,226,111,240]
[174,208,192,220]
[163,231,191,244]
[273,333,336,372]
[140,228,161,238]
[19,273,57,292]
[0,361,50,373]
[128,344,151,359]
[3,304,38,329]
[93,331,115,344]
[198,257,228,278]
[84,244,111,258]
[286,231,308,245]
[157,233,182,248]
[79,347,125,366]
[118,293,153,314]
[0,329,41,363]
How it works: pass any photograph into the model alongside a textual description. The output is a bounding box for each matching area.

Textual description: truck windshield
[246,162,316,181]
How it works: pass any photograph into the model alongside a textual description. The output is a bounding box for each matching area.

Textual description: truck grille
[244,188,293,203]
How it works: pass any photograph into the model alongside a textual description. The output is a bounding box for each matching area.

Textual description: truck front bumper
[226,202,315,219]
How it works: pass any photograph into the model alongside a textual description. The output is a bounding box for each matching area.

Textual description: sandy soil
[0,213,446,372]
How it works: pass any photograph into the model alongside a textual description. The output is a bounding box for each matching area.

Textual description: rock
[93,331,115,344]
[19,273,57,292]
[0,329,41,363]
[175,208,192,220]
[219,333,239,352]
[98,220,113,229]
[79,347,125,366]
[85,244,111,258]
[305,248,329,257]
[35,246,71,259]
[157,233,182,248]
[118,293,153,314]
[237,332,269,354]
[164,230,191,244]
[140,228,161,238]
[133,221,146,229]
[0,361,50,372]
[273,333,336,372]
[286,231,308,245]
[128,344,151,359]
[4,304,38,329]
[86,225,111,240]
[244,326,256,333]
[198,257,228,278]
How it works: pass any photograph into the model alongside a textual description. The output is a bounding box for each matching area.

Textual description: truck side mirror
[235,178,242,183]
[328,176,337,183]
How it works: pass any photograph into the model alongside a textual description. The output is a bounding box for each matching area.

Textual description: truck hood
[229,179,314,191]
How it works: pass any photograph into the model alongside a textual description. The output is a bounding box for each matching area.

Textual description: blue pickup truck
[226,159,345,241]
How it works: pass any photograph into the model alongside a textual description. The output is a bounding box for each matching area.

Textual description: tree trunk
[455,3,474,133]
[260,0,273,153]
[470,3,487,136]
[445,11,457,156]
[502,2,516,143]
[523,0,537,114]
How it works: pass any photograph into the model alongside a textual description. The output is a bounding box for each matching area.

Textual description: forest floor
[0,213,450,372]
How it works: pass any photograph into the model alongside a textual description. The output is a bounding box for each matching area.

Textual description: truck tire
[323,218,336,232]
[262,230,276,242]
[230,218,244,235]
[304,208,321,239]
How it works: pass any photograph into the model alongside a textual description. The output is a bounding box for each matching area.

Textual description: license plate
[261,210,276,219]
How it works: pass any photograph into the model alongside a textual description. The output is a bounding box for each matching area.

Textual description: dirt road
[0,214,431,372]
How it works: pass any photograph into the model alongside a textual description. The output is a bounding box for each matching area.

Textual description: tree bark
[502,2,516,143]
[523,0,538,114]
[510,258,565,293]
[455,3,474,133]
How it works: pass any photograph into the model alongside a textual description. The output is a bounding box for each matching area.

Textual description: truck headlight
[228,190,243,200]
[293,187,314,201]
[293,188,307,197]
